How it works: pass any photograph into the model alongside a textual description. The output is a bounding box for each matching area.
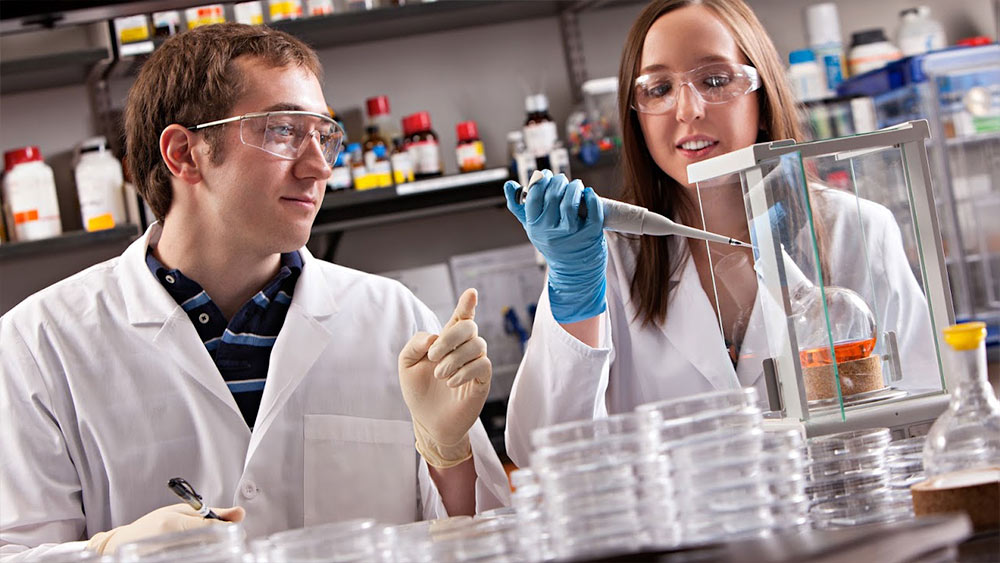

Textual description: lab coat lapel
[661,254,741,391]
[119,224,245,419]
[247,248,337,462]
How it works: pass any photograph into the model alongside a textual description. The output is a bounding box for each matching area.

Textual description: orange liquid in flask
[799,337,876,368]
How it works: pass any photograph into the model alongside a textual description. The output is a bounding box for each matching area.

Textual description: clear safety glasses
[187,110,345,167]
[632,62,761,115]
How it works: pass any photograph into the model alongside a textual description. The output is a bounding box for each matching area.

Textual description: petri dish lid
[531,412,641,449]
[636,388,758,424]
[807,428,891,459]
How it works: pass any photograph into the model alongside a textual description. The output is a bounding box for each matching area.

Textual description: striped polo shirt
[146,248,302,429]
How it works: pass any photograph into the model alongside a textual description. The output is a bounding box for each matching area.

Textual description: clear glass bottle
[922,322,1000,477]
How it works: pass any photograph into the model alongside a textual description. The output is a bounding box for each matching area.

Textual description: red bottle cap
[4,146,42,171]
[402,114,416,136]
[366,95,391,117]
[456,121,479,142]
[956,36,992,47]
[411,111,432,133]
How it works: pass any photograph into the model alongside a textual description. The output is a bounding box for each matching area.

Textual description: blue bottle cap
[789,49,816,65]
[347,142,361,153]
[373,144,387,158]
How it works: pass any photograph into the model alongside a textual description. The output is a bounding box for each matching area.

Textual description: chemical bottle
[848,29,902,76]
[788,49,826,102]
[897,7,947,56]
[369,144,393,188]
[328,151,352,191]
[390,137,414,185]
[307,0,334,16]
[523,93,559,171]
[363,96,395,171]
[74,137,127,232]
[268,0,302,21]
[233,2,264,25]
[2,146,62,242]
[804,2,846,95]
[403,112,442,180]
[366,96,400,143]
[348,142,376,190]
[455,120,486,173]
[922,322,1000,477]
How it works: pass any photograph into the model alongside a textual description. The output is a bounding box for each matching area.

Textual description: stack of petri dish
[117,524,246,563]
[527,412,646,560]
[251,518,382,562]
[380,514,521,562]
[508,468,552,560]
[885,436,926,503]
[637,388,807,546]
[806,428,913,528]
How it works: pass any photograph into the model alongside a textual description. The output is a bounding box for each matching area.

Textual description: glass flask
[922,322,1000,477]
[792,286,878,368]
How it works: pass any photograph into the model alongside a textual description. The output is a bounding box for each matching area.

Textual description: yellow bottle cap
[942,322,987,351]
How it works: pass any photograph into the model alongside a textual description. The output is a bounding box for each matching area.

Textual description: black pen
[167,477,222,520]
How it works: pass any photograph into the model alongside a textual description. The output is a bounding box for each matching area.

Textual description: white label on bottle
[391,153,414,184]
[370,159,392,187]
[456,141,485,171]
[523,121,558,157]
[408,140,441,175]
[329,166,352,190]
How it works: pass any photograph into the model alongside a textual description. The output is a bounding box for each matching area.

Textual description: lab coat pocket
[303,414,418,526]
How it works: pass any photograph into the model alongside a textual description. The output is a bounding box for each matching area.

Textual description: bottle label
[370,160,393,188]
[391,153,415,184]
[408,140,441,175]
[329,166,352,190]
[456,141,486,172]
[524,121,558,157]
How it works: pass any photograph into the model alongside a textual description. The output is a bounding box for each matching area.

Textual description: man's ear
[160,124,203,185]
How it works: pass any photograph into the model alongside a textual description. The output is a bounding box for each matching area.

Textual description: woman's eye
[648,83,672,98]
[704,74,731,88]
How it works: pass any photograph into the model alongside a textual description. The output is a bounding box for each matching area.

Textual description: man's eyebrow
[261,103,307,112]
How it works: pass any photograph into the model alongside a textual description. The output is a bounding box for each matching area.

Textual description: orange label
[86,213,115,231]
[14,209,39,224]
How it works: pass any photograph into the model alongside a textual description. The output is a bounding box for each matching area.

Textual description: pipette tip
[729,238,755,248]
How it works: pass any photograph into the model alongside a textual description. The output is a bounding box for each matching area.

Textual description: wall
[0,0,996,300]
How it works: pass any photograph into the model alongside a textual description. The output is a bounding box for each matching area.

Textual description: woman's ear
[160,124,202,185]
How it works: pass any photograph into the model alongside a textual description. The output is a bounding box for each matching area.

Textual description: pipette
[516,170,752,247]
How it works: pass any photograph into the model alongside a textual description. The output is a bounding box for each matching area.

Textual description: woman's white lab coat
[0,225,510,560]
[506,188,939,466]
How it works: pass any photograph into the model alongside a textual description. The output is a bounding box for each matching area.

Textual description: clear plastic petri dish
[509,467,537,490]
[530,412,642,450]
[806,451,886,480]
[552,529,640,561]
[809,489,914,528]
[380,521,434,563]
[531,434,642,470]
[431,518,519,563]
[636,388,759,424]
[683,505,774,544]
[886,435,925,458]
[546,486,638,520]
[263,519,381,562]
[670,429,764,467]
[537,460,636,496]
[807,428,891,460]
[805,468,890,501]
[117,524,246,563]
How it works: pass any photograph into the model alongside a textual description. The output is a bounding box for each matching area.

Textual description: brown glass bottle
[403,111,442,180]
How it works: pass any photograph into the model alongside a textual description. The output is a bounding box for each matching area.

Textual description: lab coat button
[198,313,210,324]
[241,481,258,499]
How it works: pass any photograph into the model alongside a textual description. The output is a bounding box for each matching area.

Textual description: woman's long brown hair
[617,0,807,327]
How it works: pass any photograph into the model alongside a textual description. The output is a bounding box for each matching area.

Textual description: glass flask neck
[948,341,1000,412]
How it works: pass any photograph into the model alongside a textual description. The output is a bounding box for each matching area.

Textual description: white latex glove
[85,503,245,555]
[399,288,492,468]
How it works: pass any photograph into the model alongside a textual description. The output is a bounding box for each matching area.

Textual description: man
[0,24,509,560]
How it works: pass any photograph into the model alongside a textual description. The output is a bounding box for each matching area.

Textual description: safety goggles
[632,62,761,115]
[187,110,345,167]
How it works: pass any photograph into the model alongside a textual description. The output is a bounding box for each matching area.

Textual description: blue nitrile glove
[503,170,607,324]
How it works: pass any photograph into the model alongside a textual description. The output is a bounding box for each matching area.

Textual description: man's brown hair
[125,23,321,222]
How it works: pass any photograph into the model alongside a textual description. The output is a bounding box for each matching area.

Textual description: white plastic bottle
[787,49,826,102]
[75,137,127,232]
[897,7,947,56]
[805,3,846,95]
[2,146,63,242]
[848,29,903,76]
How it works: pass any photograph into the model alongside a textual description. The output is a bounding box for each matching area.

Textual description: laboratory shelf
[0,224,140,262]
[0,47,108,95]
[312,167,510,233]
[271,0,568,50]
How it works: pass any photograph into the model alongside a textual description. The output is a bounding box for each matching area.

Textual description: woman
[503,0,938,467]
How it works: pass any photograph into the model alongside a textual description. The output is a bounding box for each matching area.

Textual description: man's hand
[86,503,245,555]
[399,288,491,468]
